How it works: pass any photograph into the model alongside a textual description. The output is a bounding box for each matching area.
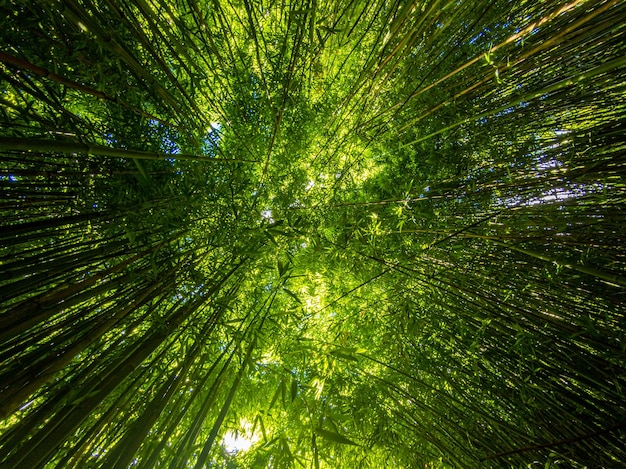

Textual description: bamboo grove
[0,0,624,467]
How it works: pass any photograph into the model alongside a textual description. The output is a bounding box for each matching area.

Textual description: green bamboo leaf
[282,287,302,304]
[291,378,298,402]
[264,230,279,246]
[315,428,358,446]
[268,382,281,411]
[132,158,150,183]
[329,348,359,361]
[280,379,286,409]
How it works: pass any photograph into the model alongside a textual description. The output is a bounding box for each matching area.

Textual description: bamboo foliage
[1,0,625,467]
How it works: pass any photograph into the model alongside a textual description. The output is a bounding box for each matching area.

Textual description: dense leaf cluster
[1,0,625,467]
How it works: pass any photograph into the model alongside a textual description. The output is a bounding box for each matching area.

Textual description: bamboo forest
[1,0,625,467]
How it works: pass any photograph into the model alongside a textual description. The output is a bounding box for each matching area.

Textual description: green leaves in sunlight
[1,0,625,468]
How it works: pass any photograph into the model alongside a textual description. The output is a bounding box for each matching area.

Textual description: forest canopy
[1,0,625,467]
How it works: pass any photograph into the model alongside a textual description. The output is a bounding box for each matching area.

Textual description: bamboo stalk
[0,137,259,163]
